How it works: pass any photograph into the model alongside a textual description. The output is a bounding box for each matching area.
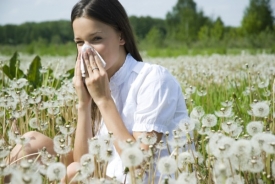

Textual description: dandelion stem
[227,158,234,179]
[130,166,136,184]
[152,149,162,184]
[68,171,80,184]
[9,152,39,165]
[165,134,171,155]
[103,161,108,178]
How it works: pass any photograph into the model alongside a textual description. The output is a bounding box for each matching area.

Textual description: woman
[9,0,189,183]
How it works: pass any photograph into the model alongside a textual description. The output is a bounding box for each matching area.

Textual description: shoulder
[139,62,179,86]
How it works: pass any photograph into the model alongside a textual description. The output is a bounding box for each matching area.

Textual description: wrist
[96,97,114,110]
[77,101,92,110]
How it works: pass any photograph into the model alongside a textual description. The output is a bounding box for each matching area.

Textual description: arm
[98,98,163,154]
[73,104,92,162]
[72,54,93,162]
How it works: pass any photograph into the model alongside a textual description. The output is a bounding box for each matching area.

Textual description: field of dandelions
[0,52,275,184]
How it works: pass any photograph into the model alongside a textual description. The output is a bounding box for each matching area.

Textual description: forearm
[73,104,93,162]
[97,98,135,155]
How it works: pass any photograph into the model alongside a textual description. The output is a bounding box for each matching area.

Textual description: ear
[119,33,125,45]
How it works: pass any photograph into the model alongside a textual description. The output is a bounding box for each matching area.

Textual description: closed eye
[92,36,102,41]
[75,41,84,46]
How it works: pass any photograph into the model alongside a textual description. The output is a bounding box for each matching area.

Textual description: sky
[0,0,274,27]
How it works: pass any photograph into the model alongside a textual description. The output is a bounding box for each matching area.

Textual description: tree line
[0,0,274,55]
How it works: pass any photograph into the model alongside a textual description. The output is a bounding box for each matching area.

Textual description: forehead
[72,17,115,38]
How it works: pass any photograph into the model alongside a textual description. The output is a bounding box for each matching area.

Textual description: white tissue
[80,44,106,77]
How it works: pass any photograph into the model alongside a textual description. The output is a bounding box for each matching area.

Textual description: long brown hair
[71,0,142,135]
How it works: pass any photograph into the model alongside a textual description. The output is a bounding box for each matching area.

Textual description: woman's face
[72,16,126,75]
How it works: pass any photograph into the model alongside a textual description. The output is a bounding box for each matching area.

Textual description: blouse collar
[109,53,137,91]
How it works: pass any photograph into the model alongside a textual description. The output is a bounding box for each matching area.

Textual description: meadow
[0,52,274,184]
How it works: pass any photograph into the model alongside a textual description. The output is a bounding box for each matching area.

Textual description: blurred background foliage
[0,0,274,57]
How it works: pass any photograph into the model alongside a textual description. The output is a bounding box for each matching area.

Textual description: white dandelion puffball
[178,118,195,133]
[202,114,217,127]
[262,134,275,154]
[231,139,252,157]
[177,172,197,184]
[246,121,263,136]
[140,132,157,145]
[247,158,264,173]
[250,101,269,117]
[46,162,66,181]
[121,147,143,167]
[250,132,274,151]
[190,106,205,119]
[211,136,235,158]
[177,151,194,167]
[221,121,238,134]
[225,175,244,184]
[157,156,177,175]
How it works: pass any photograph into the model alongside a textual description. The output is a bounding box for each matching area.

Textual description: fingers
[74,59,81,78]
[83,49,99,76]
[93,50,105,70]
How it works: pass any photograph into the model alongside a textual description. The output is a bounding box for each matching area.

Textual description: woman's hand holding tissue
[82,48,111,107]
[73,50,92,108]
[73,44,111,107]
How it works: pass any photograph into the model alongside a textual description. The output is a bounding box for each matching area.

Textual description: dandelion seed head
[29,117,39,129]
[225,175,244,184]
[221,121,238,133]
[79,154,95,176]
[157,156,177,175]
[0,162,10,176]
[190,106,205,119]
[121,147,143,167]
[168,135,187,149]
[247,121,264,136]
[88,137,107,156]
[211,136,234,158]
[215,107,234,118]
[140,132,157,145]
[46,162,66,181]
[232,139,252,156]
[178,118,195,133]
[261,134,275,154]
[213,159,232,177]
[59,124,75,135]
[0,146,10,159]
[177,152,193,168]
[177,172,197,184]
[250,101,269,117]
[247,157,264,173]
[15,136,30,146]
[202,114,217,127]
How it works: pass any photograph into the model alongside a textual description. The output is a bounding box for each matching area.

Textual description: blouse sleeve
[132,66,187,133]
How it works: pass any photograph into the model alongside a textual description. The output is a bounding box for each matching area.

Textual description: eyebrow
[74,31,103,41]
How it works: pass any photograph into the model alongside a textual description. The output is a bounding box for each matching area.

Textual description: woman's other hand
[73,51,92,107]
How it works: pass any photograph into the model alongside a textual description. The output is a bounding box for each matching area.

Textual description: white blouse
[98,53,189,182]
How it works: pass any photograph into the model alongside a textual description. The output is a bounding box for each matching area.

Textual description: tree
[166,0,210,42]
[241,0,274,35]
[145,27,164,47]
[129,16,166,40]
[210,17,224,41]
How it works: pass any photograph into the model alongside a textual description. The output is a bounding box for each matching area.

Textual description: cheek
[93,45,112,62]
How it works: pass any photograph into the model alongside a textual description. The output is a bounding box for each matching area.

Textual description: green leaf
[27,55,42,88]
[65,68,74,79]
[9,52,19,79]
[2,64,13,79]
